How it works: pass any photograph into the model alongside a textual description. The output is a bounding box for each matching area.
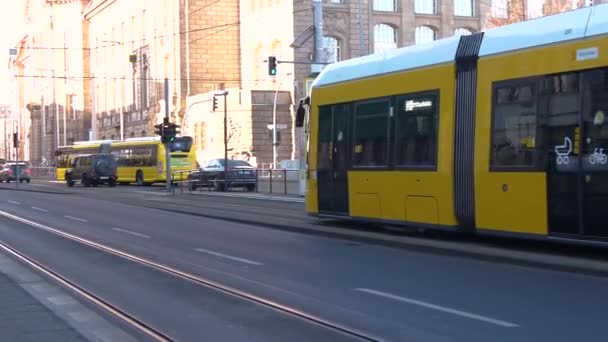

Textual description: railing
[171,169,303,196]
[29,167,57,180]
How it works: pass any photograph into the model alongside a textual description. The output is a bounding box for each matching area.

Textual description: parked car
[188,158,256,191]
[0,162,31,183]
[66,153,118,187]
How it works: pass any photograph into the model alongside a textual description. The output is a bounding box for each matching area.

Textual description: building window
[491,0,508,18]
[352,99,391,167]
[373,24,397,53]
[415,26,436,45]
[373,0,396,12]
[415,0,436,14]
[395,92,439,168]
[454,28,473,36]
[323,36,341,63]
[491,82,537,168]
[454,0,474,16]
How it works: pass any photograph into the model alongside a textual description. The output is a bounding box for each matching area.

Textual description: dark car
[188,158,256,191]
[66,153,118,187]
[0,162,31,183]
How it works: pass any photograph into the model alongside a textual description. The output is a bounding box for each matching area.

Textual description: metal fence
[28,166,304,196]
[29,167,57,180]
[171,169,303,196]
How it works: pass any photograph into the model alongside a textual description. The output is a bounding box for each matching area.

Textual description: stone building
[16,0,91,165]
[84,0,182,140]
[181,0,294,167]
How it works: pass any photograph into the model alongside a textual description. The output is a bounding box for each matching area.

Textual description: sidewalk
[0,271,85,341]
[0,248,139,342]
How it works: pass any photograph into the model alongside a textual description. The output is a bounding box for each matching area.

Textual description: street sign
[9,48,17,56]
[267,124,287,129]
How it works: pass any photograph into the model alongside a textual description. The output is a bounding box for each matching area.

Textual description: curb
[185,191,305,203]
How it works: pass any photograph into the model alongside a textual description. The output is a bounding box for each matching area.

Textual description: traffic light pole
[223,93,228,192]
[164,78,171,192]
[14,131,19,189]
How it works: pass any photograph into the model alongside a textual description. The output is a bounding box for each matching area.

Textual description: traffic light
[154,122,164,137]
[160,117,170,143]
[212,96,218,112]
[268,56,277,76]
[12,132,18,148]
[164,123,180,143]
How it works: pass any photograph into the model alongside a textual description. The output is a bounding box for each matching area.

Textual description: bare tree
[485,0,527,28]
[486,0,580,29]
[543,0,578,15]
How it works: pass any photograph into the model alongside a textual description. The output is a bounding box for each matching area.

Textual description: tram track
[0,240,173,342]
[0,209,381,342]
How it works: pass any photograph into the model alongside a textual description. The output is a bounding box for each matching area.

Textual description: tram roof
[311,4,608,88]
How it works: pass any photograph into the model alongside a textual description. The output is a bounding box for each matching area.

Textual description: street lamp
[272,72,292,169]
[214,90,229,191]
[102,40,125,140]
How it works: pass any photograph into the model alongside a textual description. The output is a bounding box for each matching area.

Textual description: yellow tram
[305,5,608,243]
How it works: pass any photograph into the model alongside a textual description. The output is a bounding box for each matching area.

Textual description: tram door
[547,69,608,238]
[317,104,350,215]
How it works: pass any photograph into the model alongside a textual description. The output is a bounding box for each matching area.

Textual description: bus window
[170,137,193,152]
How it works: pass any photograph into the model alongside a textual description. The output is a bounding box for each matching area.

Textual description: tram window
[395,92,438,168]
[318,106,332,171]
[352,100,390,167]
[491,82,538,168]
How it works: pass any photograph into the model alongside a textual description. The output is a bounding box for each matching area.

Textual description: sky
[0,0,26,105]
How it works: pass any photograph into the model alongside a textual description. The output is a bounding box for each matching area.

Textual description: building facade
[84,0,182,141]
[181,0,295,167]
[13,0,606,167]
[16,0,91,166]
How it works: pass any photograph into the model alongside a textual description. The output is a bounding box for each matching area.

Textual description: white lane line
[193,248,263,266]
[8,200,20,205]
[64,215,88,223]
[355,288,519,328]
[111,227,150,239]
[31,206,49,213]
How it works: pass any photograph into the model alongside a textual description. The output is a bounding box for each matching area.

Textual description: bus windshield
[170,137,193,153]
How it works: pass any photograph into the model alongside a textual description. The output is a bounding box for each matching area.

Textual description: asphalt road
[1,184,607,341]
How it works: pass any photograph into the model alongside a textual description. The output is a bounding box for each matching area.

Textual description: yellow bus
[55,141,111,181]
[55,136,196,184]
[304,5,608,243]
[110,136,195,185]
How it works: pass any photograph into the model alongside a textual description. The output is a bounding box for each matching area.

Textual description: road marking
[111,228,150,239]
[8,200,20,205]
[355,288,519,328]
[133,191,171,196]
[47,295,77,306]
[194,248,263,266]
[64,215,88,223]
[32,206,49,212]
